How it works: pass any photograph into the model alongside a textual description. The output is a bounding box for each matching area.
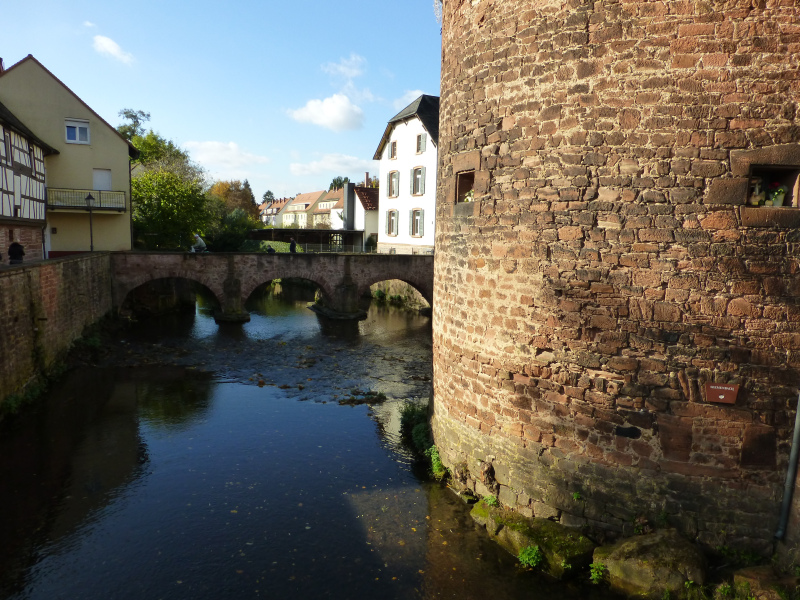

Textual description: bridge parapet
[110,252,434,321]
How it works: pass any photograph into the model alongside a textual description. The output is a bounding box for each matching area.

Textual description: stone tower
[433,0,800,553]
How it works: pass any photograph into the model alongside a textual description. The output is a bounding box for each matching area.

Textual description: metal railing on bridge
[47,188,127,211]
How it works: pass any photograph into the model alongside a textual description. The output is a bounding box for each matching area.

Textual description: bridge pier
[214,263,251,323]
[308,276,367,320]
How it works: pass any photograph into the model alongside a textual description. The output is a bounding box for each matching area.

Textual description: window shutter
[420,167,426,195]
[421,133,427,152]
[385,211,390,235]
[419,210,424,237]
[409,210,414,236]
[410,169,415,195]
[387,172,391,196]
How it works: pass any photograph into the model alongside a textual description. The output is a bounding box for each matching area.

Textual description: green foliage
[117,108,150,140]
[483,495,499,507]
[518,545,544,569]
[589,562,607,585]
[399,400,428,438]
[372,289,387,302]
[329,176,350,190]
[572,492,582,501]
[426,445,447,480]
[132,130,190,165]
[411,422,431,454]
[716,545,763,568]
[132,168,209,250]
[206,208,262,252]
[262,190,275,203]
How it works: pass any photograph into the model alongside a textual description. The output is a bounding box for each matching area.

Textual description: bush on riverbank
[400,399,447,481]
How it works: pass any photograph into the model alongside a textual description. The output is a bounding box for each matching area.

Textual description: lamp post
[85,193,95,252]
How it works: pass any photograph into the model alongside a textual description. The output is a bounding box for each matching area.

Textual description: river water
[0,284,619,600]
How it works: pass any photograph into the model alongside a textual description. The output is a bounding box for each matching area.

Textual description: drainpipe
[776,391,800,540]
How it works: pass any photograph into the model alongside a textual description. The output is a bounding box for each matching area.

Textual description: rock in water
[592,529,706,598]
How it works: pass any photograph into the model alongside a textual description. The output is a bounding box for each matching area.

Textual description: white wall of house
[376,118,436,254]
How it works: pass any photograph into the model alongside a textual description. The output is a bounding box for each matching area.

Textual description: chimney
[365,172,369,187]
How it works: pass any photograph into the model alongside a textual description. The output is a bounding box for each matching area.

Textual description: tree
[208,179,259,219]
[206,208,261,251]
[132,169,209,250]
[117,108,151,141]
[329,176,350,190]
[132,130,189,165]
[262,190,275,203]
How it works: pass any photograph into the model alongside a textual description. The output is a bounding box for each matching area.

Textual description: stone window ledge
[740,206,800,228]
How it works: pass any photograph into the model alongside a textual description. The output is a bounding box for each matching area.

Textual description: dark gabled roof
[0,55,139,159]
[373,94,439,160]
[0,100,58,155]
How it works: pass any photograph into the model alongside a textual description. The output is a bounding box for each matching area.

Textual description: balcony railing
[47,188,126,211]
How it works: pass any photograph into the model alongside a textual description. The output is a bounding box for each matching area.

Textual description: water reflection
[0,285,620,600]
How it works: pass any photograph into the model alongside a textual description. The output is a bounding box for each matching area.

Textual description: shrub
[518,545,544,569]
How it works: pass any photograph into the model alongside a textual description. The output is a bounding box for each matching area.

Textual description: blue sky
[3,0,443,201]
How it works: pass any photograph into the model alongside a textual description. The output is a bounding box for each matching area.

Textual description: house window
[411,167,426,195]
[410,209,424,237]
[457,170,475,203]
[386,209,398,236]
[416,133,427,154]
[66,119,90,144]
[387,171,399,198]
[389,141,397,159]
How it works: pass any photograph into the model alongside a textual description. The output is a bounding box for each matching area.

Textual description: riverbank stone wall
[432,0,800,555]
[0,254,113,408]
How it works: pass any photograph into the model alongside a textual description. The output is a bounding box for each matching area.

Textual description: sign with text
[704,383,739,404]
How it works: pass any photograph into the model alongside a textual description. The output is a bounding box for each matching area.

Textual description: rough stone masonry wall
[0,254,113,408]
[432,0,800,555]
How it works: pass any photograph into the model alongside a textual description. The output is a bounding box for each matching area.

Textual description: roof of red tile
[355,186,379,210]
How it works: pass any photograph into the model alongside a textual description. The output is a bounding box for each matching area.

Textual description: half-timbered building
[0,100,56,263]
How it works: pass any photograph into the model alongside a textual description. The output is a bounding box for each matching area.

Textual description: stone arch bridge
[110,252,434,322]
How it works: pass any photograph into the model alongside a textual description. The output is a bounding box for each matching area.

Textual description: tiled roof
[355,186,379,210]
[289,190,326,209]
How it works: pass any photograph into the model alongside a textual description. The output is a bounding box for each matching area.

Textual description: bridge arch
[119,276,222,317]
[110,252,433,321]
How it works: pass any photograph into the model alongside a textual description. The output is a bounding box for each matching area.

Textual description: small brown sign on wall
[704,383,739,404]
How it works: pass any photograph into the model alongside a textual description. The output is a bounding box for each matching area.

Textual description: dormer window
[65,119,90,144]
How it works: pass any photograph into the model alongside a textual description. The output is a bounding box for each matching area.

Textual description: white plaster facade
[374,95,438,254]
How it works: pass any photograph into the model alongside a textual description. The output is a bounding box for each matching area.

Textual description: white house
[373,94,438,254]
[281,190,325,228]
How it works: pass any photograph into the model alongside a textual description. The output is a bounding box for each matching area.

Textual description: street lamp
[85,193,95,252]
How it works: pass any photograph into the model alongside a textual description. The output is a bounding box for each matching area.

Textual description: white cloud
[288,94,364,132]
[322,53,366,80]
[92,35,134,64]
[290,153,377,177]
[394,89,424,110]
[83,21,96,28]
[183,141,270,177]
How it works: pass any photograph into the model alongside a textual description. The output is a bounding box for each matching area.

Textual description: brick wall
[433,0,800,554]
[0,254,113,406]
[1,224,44,264]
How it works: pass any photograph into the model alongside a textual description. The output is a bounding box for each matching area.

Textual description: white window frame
[411,166,425,196]
[386,209,398,236]
[411,208,424,237]
[388,171,399,198]
[65,119,90,144]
